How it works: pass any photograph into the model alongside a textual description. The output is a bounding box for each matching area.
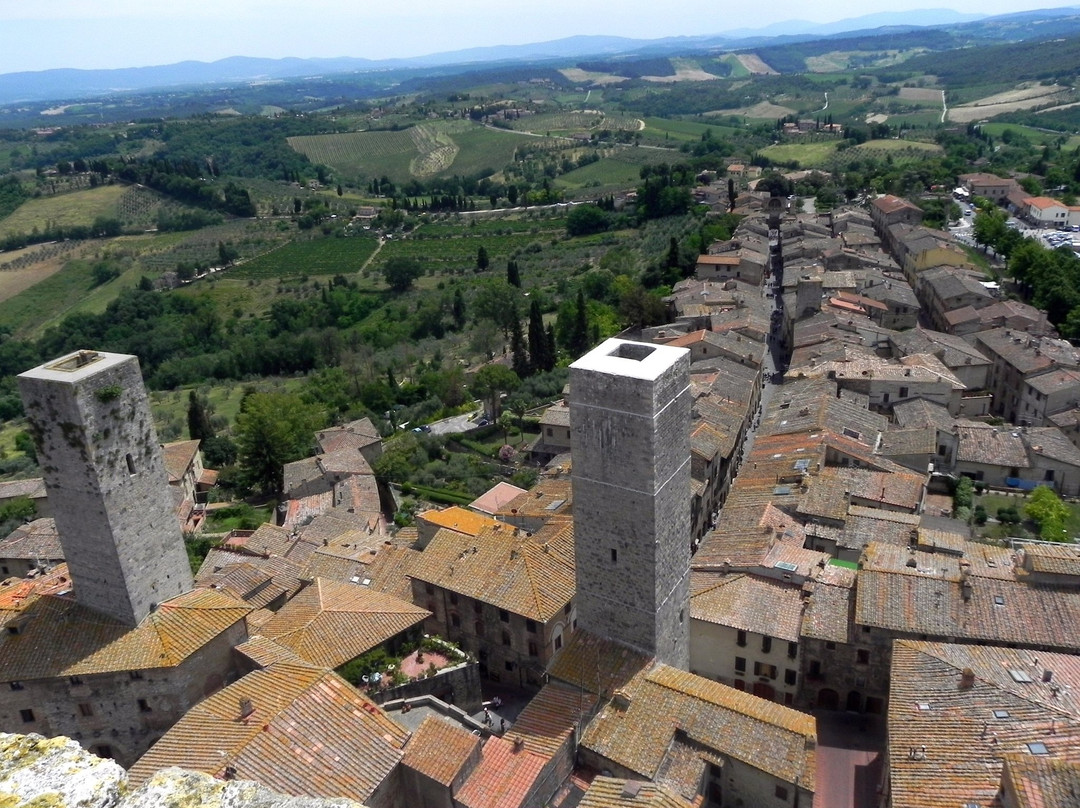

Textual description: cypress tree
[187,391,215,442]
[527,300,547,374]
[506,259,521,288]
[511,308,530,379]
[570,290,590,356]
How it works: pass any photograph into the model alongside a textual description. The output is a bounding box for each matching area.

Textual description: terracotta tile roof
[579,777,694,808]
[195,547,306,608]
[160,439,200,482]
[129,661,408,801]
[887,641,1080,808]
[1002,754,1080,808]
[316,417,381,454]
[223,523,321,566]
[455,735,549,808]
[855,543,1080,650]
[955,425,1031,468]
[468,482,528,516]
[496,478,573,522]
[539,401,570,427]
[256,577,429,669]
[361,544,422,601]
[581,663,816,790]
[0,478,46,501]
[1024,427,1080,467]
[690,572,804,642]
[0,563,74,617]
[408,520,574,622]
[233,635,309,669]
[401,715,481,786]
[0,518,62,561]
[507,681,598,757]
[0,586,250,680]
[696,254,740,266]
[417,506,501,537]
[1021,543,1080,579]
[801,566,855,643]
[548,630,653,697]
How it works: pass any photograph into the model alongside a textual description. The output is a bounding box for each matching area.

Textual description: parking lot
[949,203,1080,254]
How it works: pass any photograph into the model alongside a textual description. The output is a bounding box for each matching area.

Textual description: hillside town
[4,173,1080,808]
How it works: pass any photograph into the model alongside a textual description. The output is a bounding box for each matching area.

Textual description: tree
[381,257,423,292]
[452,288,466,330]
[566,204,610,237]
[187,391,215,442]
[727,178,736,211]
[471,364,520,421]
[1024,485,1071,542]
[569,290,590,356]
[506,259,521,288]
[476,245,490,271]
[510,311,530,379]
[527,300,551,373]
[235,393,325,495]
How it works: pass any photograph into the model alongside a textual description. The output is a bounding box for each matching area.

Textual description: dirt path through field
[359,237,385,275]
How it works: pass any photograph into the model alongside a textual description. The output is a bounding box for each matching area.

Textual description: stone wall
[570,339,692,667]
[17,351,194,627]
[371,660,482,714]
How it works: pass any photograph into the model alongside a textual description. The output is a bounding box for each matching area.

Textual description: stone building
[570,338,692,668]
[17,350,194,626]
[0,566,250,767]
[408,519,576,688]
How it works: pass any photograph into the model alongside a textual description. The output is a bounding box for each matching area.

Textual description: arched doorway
[817,688,840,710]
[846,690,863,712]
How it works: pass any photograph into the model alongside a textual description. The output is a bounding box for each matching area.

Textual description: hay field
[0,185,127,238]
[948,84,1074,123]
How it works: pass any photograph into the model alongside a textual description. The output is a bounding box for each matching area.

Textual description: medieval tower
[18,350,194,626]
[569,338,692,668]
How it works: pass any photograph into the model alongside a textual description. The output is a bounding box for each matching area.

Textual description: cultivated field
[229,235,381,280]
[735,54,779,76]
[758,141,840,168]
[642,60,723,83]
[0,185,127,238]
[287,121,548,184]
[714,101,797,120]
[0,244,83,304]
[948,83,1075,123]
[899,87,944,102]
[559,68,627,86]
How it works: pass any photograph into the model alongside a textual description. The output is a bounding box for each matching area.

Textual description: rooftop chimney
[959,668,975,689]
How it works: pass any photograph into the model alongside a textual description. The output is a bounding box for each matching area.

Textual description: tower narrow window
[125,453,136,475]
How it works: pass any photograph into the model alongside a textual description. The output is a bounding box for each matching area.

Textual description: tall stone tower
[18,350,194,626]
[569,338,691,668]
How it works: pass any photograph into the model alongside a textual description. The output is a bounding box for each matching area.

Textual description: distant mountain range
[1,7,1078,106]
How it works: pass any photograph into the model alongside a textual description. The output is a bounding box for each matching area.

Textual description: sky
[0,1,1078,75]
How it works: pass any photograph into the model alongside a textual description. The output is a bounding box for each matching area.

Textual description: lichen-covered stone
[0,734,365,808]
[125,769,364,808]
[0,733,126,808]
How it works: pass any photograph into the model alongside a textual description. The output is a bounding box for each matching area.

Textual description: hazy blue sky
[0,1,1077,74]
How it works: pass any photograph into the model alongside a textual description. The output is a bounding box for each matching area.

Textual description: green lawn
[974,491,1080,542]
[758,141,840,168]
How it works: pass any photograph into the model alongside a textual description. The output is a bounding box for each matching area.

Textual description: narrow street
[733,232,787,470]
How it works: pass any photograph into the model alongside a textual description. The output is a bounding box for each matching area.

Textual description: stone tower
[569,338,691,668]
[18,350,194,626]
